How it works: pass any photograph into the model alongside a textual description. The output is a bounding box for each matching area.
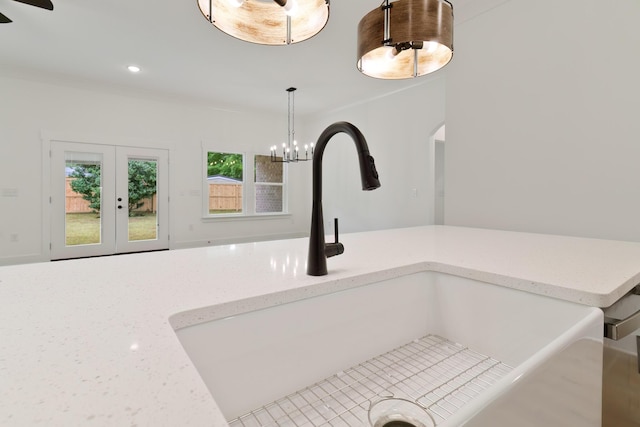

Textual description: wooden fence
[66,179,241,213]
[65,178,156,213]
[208,183,242,212]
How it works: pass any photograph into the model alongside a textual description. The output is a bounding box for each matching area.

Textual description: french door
[50,141,169,260]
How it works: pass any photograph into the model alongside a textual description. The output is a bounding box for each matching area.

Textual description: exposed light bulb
[422,41,439,54]
[283,0,298,16]
[127,65,141,73]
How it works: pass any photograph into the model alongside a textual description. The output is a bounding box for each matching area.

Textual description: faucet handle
[325,218,344,258]
[325,242,344,258]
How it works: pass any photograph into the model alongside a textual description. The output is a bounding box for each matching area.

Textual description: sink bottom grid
[227,334,513,427]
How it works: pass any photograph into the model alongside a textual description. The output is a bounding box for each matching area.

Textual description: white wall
[0,74,445,265]
[305,78,446,236]
[445,0,640,352]
[446,0,640,243]
[0,75,312,265]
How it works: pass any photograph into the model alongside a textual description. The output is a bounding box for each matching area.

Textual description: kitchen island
[1,225,640,426]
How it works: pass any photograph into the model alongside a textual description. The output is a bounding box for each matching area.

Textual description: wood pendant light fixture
[198,0,330,45]
[357,0,454,79]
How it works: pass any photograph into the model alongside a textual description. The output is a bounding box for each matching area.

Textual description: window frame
[202,147,289,219]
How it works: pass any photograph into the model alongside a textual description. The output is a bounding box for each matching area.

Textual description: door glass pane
[127,158,158,242]
[65,152,103,246]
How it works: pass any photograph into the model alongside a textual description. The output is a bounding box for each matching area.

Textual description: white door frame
[43,136,169,261]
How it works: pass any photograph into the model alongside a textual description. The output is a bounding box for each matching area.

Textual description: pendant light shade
[357,0,453,79]
[197,0,330,45]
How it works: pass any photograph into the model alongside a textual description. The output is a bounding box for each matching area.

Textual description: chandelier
[270,87,314,163]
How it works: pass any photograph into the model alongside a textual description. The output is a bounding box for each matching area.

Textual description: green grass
[65,213,100,245]
[127,213,158,241]
[65,212,157,246]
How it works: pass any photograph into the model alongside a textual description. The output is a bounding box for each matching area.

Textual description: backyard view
[207,152,243,214]
[65,158,158,246]
[206,152,284,215]
[65,213,158,245]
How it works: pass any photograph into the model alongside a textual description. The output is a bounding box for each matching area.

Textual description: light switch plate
[2,188,18,197]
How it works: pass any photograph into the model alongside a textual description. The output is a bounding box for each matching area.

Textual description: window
[204,150,286,217]
[206,152,244,215]
[254,154,284,214]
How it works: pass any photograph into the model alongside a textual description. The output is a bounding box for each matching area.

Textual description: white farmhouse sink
[173,272,603,426]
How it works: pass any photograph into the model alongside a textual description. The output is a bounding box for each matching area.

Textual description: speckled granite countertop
[2,225,640,426]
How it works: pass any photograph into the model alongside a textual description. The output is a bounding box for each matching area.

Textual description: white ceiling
[0,0,508,116]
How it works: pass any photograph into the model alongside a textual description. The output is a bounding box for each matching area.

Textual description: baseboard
[0,253,48,266]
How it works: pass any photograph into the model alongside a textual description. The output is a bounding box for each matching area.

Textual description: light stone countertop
[2,225,640,426]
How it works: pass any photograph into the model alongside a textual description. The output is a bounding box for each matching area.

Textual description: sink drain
[368,397,435,427]
[379,422,420,427]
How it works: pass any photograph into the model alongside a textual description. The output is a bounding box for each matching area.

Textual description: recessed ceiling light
[127,65,141,73]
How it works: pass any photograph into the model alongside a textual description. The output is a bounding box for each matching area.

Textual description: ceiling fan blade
[13,0,54,11]
[0,12,12,23]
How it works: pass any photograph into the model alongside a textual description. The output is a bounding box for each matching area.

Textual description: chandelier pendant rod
[382,0,391,46]
[288,87,296,161]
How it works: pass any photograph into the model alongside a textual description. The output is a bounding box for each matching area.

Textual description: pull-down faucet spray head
[359,152,381,191]
[307,121,381,276]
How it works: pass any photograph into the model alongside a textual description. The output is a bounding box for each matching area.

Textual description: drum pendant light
[357,0,454,79]
[197,0,330,45]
